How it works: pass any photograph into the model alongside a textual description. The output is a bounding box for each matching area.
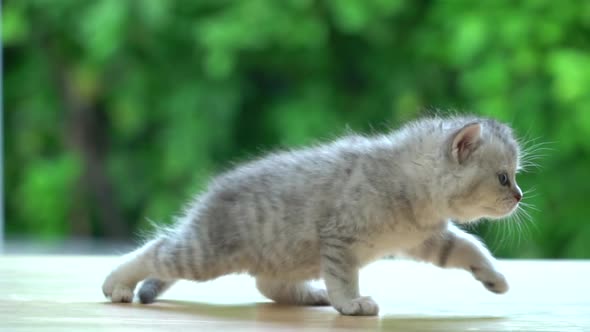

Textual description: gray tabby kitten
[103,116,525,316]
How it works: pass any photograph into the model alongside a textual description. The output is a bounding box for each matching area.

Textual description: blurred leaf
[4,0,590,258]
[2,3,29,45]
[450,14,487,65]
[548,50,590,102]
[16,154,82,239]
[79,0,127,63]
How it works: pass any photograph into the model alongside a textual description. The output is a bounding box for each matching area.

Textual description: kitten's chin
[504,201,521,216]
[453,202,519,223]
[485,203,520,220]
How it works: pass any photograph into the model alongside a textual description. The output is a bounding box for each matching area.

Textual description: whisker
[510,216,519,248]
[511,212,520,248]
[519,201,540,212]
[507,216,516,249]
[519,208,530,243]
[498,219,508,250]
[516,212,524,248]
[518,138,554,173]
[522,193,540,200]
[528,215,540,234]
[519,205,535,220]
[520,140,556,150]
[522,186,538,194]
[523,193,541,200]
[518,204,539,235]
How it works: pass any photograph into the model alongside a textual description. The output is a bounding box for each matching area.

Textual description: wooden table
[1,256,588,331]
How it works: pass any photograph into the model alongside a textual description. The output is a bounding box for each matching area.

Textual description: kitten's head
[444,119,523,223]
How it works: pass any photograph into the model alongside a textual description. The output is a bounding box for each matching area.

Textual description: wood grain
[1,256,588,331]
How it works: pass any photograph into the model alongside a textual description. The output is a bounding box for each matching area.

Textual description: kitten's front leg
[321,242,379,316]
[407,223,508,294]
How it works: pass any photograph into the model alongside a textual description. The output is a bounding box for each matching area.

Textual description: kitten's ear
[450,122,482,164]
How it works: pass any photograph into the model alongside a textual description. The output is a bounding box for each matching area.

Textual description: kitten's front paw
[102,273,135,303]
[470,266,509,294]
[334,296,379,316]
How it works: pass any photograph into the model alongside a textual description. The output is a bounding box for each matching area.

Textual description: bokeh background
[3,1,590,257]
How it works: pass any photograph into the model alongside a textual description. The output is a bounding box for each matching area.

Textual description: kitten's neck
[371,134,456,224]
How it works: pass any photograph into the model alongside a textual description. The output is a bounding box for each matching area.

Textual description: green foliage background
[3,0,590,257]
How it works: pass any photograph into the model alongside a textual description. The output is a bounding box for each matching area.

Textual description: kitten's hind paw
[137,278,176,304]
[334,296,379,316]
[111,284,135,303]
[102,273,135,303]
[305,288,330,306]
[103,282,135,303]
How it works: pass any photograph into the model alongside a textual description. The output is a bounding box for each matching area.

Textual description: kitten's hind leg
[256,277,330,306]
[102,235,205,303]
[137,278,177,304]
[102,241,156,303]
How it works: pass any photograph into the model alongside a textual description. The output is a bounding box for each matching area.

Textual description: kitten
[102,116,524,316]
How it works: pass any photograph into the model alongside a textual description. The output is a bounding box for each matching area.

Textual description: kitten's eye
[498,172,510,186]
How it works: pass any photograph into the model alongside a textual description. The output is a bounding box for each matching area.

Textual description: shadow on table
[377,316,506,332]
[110,300,506,331]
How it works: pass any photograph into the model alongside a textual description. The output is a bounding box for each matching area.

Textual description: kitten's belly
[354,229,435,266]
[247,240,322,280]
[249,259,321,281]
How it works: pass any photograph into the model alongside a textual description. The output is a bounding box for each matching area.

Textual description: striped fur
[103,116,523,315]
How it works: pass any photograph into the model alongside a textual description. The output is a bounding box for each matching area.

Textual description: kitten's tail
[138,278,177,304]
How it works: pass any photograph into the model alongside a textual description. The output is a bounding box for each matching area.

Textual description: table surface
[1,256,588,332]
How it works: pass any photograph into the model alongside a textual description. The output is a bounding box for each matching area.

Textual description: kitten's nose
[513,192,522,202]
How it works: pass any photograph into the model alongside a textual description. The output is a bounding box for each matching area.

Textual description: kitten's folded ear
[450,122,482,164]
